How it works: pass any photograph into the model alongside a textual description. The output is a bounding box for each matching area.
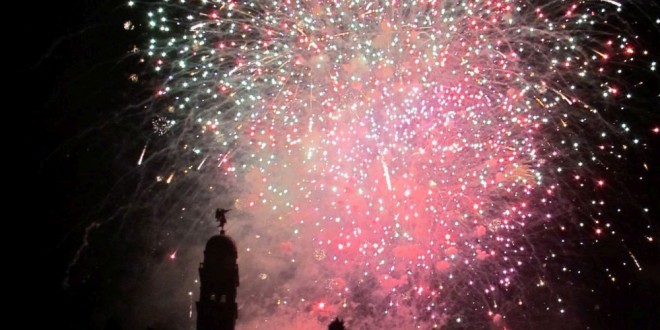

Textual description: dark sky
[23,1,145,328]
[22,1,659,329]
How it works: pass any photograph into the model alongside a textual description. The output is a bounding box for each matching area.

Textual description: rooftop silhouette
[197,209,239,330]
[328,317,346,330]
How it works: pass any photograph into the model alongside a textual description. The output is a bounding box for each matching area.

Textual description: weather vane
[215,208,231,234]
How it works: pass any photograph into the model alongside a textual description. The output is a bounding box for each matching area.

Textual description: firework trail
[124,0,656,328]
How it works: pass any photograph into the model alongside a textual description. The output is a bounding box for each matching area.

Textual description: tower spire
[215,208,231,234]
[197,209,239,330]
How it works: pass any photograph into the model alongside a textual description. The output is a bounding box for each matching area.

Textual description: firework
[129,0,656,328]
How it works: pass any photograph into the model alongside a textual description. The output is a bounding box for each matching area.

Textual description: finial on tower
[215,208,231,234]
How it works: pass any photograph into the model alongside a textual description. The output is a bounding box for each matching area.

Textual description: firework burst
[126,0,657,328]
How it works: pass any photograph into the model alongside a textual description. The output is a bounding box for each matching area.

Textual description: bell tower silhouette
[196,209,239,330]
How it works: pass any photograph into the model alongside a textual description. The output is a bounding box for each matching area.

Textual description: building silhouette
[195,210,346,330]
[196,210,239,330]
[328,318,346,330]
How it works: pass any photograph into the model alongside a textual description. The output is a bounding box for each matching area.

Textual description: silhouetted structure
[328,318,346,330]
[197,210,239,330]
[215,208,230,233]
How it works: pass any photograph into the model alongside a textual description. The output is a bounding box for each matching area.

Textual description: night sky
[25,1,659,329]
